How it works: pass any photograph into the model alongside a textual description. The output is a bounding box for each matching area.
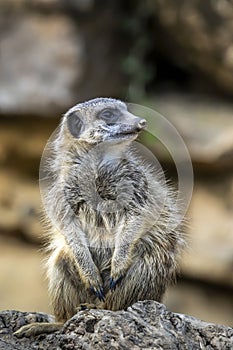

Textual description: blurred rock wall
[151,0,233,95]
[0,0,232,326]
[0,0,126,117]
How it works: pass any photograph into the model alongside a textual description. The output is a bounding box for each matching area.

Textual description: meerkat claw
[90,285,105,301]
[110,275,123,290]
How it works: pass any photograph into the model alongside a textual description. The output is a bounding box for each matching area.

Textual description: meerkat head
[61,97,147,145]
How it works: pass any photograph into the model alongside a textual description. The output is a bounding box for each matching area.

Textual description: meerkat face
[63,98,147,145]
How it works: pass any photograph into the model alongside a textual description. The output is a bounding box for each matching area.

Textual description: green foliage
[120,2,155,101]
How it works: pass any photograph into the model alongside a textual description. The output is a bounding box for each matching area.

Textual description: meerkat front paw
[90,284,105,301]
[80,266,105,301]
[110,261,129,290]
[109,275,124,290]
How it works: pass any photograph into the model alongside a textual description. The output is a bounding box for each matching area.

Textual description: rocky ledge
[0,301,232,349]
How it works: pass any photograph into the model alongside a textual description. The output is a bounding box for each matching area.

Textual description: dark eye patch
[98,108,120,123]
[67,111,84,138]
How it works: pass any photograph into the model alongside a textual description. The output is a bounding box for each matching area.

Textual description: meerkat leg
[106,245,174,311]
[61,221,105,301]
[105,261,158,311]
[110,218,143,289]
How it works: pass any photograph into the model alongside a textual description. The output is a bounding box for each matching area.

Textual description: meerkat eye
[98,108,120,122]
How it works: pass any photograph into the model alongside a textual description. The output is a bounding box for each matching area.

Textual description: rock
[0,0,94,12]
[0,2,125,116]
[0,118,56,242]
[149,93,233,169]
[151,0,233,95]
[0,311,55,350]
[0,301,232,349]
[146,94,233,286]
[0,12,83,116]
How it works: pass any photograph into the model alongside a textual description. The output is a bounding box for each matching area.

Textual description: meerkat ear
[67,111,85,138]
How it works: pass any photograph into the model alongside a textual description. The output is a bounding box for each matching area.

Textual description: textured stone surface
[0,311,56,350]
[0,301,232,349]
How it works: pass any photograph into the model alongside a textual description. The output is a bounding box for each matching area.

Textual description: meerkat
[15,97,185,337]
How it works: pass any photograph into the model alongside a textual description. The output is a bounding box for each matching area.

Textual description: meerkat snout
[137,118,147,129]
[133,118,147,132]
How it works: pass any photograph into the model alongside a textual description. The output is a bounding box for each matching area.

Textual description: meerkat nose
[138,119,147,129]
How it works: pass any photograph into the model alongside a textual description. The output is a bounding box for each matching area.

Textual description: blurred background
[0,0,232,326]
